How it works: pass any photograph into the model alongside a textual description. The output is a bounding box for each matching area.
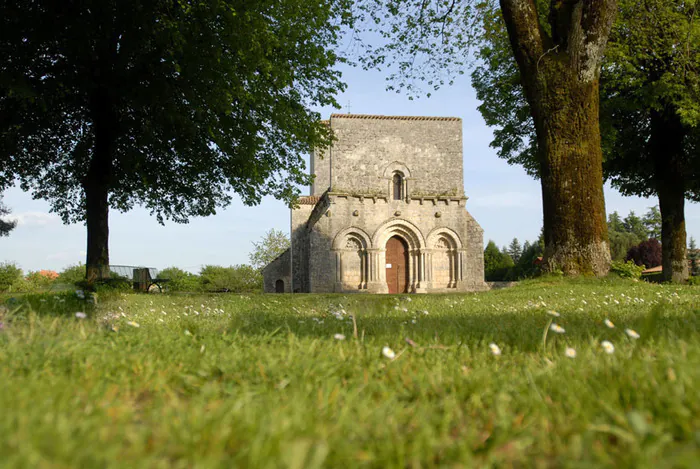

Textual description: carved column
[366,248,388,293]
[333,250,343,292]
[455,248,468,290]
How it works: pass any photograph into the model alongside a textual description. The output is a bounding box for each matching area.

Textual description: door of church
[386,236,409,294]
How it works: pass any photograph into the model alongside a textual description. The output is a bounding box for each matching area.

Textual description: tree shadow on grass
[227,302,700,352]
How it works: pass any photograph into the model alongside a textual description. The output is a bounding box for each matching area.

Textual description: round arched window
[392,173,403,200]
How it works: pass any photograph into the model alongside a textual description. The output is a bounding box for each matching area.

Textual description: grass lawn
[1,277,699,468]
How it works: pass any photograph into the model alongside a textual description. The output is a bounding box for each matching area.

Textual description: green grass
[1,277,699,468]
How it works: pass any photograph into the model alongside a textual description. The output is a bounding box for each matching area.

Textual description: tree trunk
[498,0,616,276]
[535,65,610,276]
[85,88,115,284]
[651,109,688,283]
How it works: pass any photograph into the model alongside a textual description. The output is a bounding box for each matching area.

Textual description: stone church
[263,114,486,293]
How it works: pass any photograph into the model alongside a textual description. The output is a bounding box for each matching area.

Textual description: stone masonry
[262,114,487,293]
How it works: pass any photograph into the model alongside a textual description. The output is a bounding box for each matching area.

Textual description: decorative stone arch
[382,161,412,201]
[332,226,372,251]
[381,161,412,179]
[331,227,372,291]
[372,218,425,251]
[425,227,465,289]
[425,227,463,249]
[366,219,427,293]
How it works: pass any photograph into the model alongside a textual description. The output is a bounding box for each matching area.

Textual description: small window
[393,173,403,200]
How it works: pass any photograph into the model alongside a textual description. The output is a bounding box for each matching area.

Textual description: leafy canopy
[249,228,290,271]
[0,0,352,223]
[470,0,700,190]
[0,195,16,237]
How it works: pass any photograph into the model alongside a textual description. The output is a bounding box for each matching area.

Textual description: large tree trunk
[535,64,610,275]
[499,0,616,276]
[84,87,115,284]
[651,108,688,283]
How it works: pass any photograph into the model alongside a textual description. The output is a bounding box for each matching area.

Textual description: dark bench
[108,265,170,292]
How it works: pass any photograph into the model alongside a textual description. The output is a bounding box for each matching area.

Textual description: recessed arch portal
[426,227,463,288]
[332,227,372,291]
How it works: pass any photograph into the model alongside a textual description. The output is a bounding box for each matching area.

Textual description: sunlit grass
[1,277,699,468]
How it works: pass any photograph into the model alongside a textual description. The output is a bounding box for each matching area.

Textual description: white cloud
[470,192,539,208]
[10,211,61,227]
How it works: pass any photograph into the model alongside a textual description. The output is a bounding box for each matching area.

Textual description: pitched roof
[330,114,461,122]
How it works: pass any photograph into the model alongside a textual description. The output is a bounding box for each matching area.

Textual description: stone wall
[310,114,464,198]
[262,249,291,293]
[281,113,487,294]
[305,194,486,293]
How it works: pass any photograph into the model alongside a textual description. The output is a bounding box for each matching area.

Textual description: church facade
[263,114,487,293]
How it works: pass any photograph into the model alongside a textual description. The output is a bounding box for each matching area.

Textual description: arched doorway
[385,236,409,293]
[275,279,284,293]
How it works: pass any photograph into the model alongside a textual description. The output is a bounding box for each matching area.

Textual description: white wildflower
[601,340,615,354]
[127,321,140,328]
[382,346,396,360]
[547,310,561,317]
[75,312,87,319]
[333,333,346,340]
[550,323,566,334]
[422,310,429,315]
[604,318,615,328]
[625,328,640,339]
[184,329,192,336]
[489,343,502,356]
[565,347,577,358]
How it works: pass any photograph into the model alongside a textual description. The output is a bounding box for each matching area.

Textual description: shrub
[25,270,58,291]
[626,239,662,269]
[158,267,201,292]
[610,260,644,279]
[0,262,23,292]
[199,265,262,293]
[57,264,86,286]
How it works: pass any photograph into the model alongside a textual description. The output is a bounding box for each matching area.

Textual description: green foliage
[483,240,514,281]
[689,236,700,276]
[0,195,16,237]
[643,207,662,240]
[158,267,201,293]
[57,264,86,286]
[0,0,353,277]
[0,262,22,292]
[610,260,645,279]
[249,229,290,271]
[507,238,522,263]
[199,265,262,293]
[23,271,57,292]
[511,235,545,279]
[607,208,663,261]
[2,280,700,466]
[623,211,648,241]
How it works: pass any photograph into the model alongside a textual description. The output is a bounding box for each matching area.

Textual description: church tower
[263,114,486,293]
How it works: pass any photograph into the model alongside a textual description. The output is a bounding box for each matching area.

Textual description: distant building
[263,114,487,293]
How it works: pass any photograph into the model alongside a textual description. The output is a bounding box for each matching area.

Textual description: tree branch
[575,0,617,82]
[499,0,545,77]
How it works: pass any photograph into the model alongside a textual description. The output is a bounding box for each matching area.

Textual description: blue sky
[3,63,699,274]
